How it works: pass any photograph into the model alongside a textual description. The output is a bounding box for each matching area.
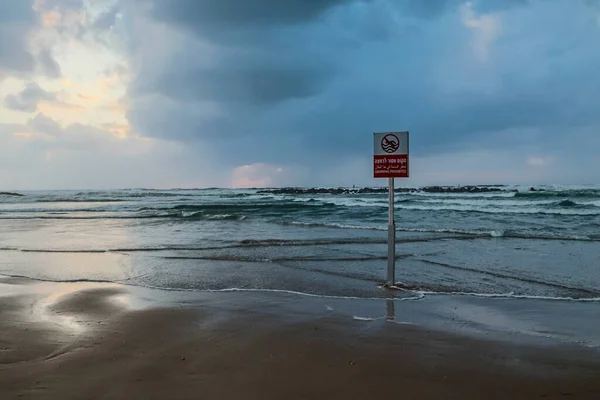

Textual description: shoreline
[2,273,600,347]
[1,277,599,399]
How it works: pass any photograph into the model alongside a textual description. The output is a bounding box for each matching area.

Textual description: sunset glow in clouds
[1,0,600,189]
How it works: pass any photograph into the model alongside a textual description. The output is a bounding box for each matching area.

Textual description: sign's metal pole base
[387,177,396,286]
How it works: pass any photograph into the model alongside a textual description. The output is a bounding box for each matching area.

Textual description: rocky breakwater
[257,186,516,195]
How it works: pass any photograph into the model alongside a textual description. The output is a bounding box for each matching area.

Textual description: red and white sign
[373,132,409,178]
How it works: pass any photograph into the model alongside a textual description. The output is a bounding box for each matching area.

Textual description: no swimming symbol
[381,134,400,153]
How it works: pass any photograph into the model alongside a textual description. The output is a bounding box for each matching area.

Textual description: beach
[1,276,600,399]
[2,187,600,398]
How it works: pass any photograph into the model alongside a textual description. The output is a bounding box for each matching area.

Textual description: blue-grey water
[1,186,599,301]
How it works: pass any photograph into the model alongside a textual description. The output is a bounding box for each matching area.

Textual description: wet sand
[1,278,599,399]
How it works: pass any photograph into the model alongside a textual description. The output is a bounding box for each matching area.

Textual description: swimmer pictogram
[381,134,400,153]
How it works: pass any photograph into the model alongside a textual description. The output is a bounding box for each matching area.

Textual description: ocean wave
[0,273,117,285]
[7,189,600,219]
[395,203,600,216]
[514,189,600,199]
[406,191,516,199]
[0,207,117,213]
[180,211,246,221]
[396,227,596,241]
[237,238,387,247]
[4,227,596,255]
[289,195,596,212]
[0,272,421,300]
[75,191,201,199]
[412,259,600,298]
[0,236,448,254]
[34,198,128,203]
[404,197,599,212]
[0,214,177,220]
[139,201,340,218]
[235,236,479,246]
[0,239,391,254]
[551,199,593,208]
[138,201,337,214]
[296,197,390,208]
[0,210,248,221]
[19,249,110,253]
[278,222,599,241]
[160,254,391,263]
[417,198,555,207]
[282,221,387,230]
[416,290,600,302]
[136,287,426,301]
[3,271,598,302]
[312,196,600,213]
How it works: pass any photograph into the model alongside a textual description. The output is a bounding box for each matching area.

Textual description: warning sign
[373,132,409,178]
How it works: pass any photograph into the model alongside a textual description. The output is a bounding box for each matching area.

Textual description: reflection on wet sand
[386,298,395,320]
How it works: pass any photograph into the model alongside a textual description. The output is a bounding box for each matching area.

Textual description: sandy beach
[1,277,599,400]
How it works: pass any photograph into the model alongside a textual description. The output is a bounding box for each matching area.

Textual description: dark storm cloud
[133,0,471,109]
[135,0,537,112]
[404,0,455,18]
[148,64,329,105]
[131,0,366,106]
[469,0,530,13]
[148,0,527,31]
[150,0,364,30]
[123,0,600,179]
[409,0,530,15]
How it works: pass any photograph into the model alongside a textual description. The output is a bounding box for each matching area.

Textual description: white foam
[418,198,557,207]
[211,288,425,301]
[418,290,600,302]
[287,221,386,231]
[4,273,597,304]
[301,197,387,208]
[387,320,417,326]
[396,204,600,216]
[352,316,380,321]
[406,191,515,199]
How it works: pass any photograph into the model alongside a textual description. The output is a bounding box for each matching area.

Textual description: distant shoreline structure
[258,186,523,195]
[3,186,597,196]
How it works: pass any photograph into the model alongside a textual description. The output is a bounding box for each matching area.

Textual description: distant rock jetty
[0,191,24,196]
[258,186,518,195]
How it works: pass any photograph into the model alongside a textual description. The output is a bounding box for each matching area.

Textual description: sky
[1,0,600,189]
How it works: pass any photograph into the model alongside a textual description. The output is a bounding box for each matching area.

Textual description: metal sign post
[387,177,395,285]
[373,132,409,287]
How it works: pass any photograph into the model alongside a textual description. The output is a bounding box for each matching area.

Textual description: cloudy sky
[1,0,599,189]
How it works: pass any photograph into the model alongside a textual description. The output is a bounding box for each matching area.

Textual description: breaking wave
[277,221,599,241]
[514,189,600,199]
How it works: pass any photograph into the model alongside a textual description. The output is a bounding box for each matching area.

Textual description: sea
[1,185,599,303]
